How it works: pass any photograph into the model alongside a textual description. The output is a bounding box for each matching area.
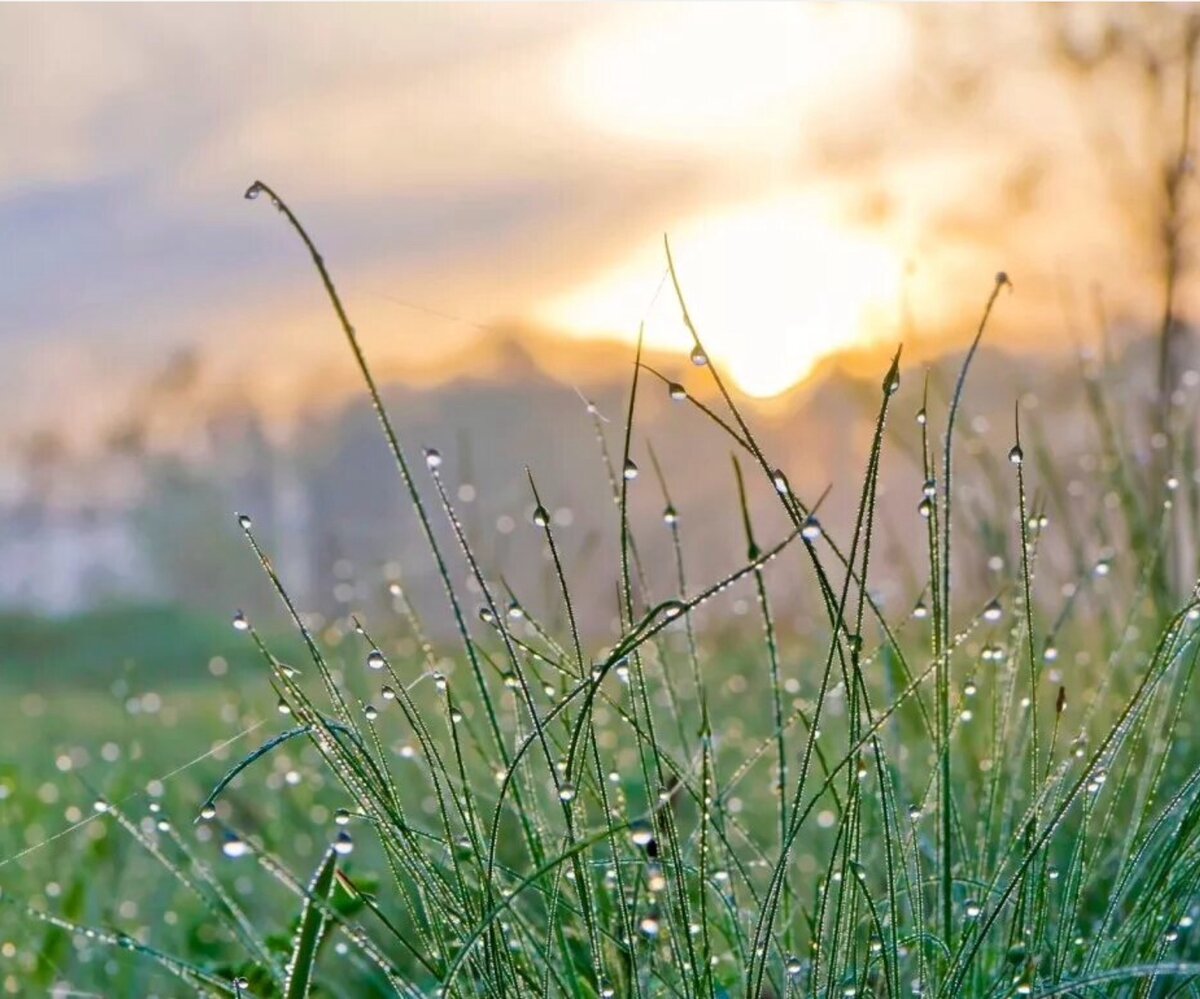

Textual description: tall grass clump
[13,181,1200,998]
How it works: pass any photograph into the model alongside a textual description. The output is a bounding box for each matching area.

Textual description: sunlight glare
[539,196,904,398]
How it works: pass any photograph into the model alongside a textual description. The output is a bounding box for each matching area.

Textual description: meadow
[2,180,1199,998]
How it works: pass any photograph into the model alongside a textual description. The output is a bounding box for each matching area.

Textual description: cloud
[0,4,1195,454]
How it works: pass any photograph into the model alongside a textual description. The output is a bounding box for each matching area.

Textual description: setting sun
[539,195,905,397]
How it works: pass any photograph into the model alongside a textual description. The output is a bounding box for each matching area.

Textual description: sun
[538,195,905,398]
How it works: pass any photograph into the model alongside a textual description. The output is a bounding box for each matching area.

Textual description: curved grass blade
[284,845,339,999]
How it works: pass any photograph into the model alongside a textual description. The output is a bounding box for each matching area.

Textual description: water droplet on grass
[222,834,251,859]
[689,345,708,367]
[367,649,385,671]
[232,611,249,632]
[423,448,442,470]
[622,459,639,480]
[333,830,354,855]
[668,382,687,401]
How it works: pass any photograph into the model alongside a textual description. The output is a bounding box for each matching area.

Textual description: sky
[1,3,1196,454]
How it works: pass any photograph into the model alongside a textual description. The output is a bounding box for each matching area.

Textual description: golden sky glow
[540,195,905,398]
[0,4,1196,451]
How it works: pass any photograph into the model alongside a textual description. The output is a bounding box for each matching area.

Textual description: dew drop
[557,783,577,803]
[918,498,933,519]
[639,915,660,936]
[367,649,385,671]
[801,516,822,542]
[913,601,929,620]
[381,685,395,701]
[333,830,354,855]
[1008,444,1024,465]
[222,834,251,859]
[622,459,639,480]
[364,705,378,722]
[630,823,654,848]
[668,382,687,401]
[236,512,252,530]
[772,470,790,495]
[532,505,550,527]
[244,181,264,201]
[982,599,1002,622]
[276,698,291,715]
[199,804,217,821]
[689,345,708,367]
[423,448,443,470]
[232,610,249,632]
[663,505,678,525]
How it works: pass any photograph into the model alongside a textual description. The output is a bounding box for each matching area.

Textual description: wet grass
[3,182,1200,997]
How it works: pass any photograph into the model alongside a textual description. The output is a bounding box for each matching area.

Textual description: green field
[3,198,1200,999]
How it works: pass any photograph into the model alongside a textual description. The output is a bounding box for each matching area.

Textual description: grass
[3,181,1200,998]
